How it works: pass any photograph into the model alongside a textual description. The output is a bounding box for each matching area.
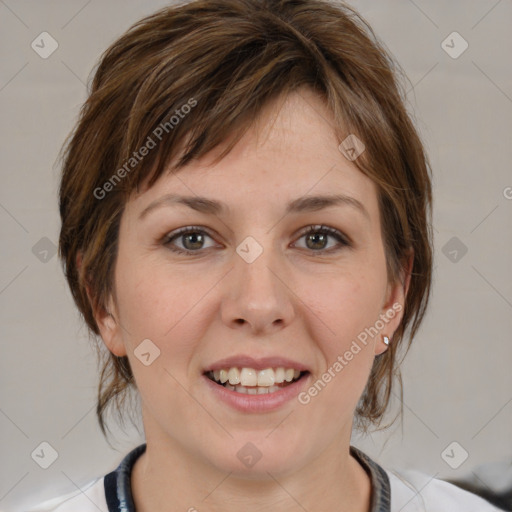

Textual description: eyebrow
[138,193,370,221]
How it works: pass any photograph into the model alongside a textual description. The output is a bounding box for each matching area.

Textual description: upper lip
[204,355,310,373]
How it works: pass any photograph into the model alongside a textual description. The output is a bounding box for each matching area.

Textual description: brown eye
[164,227,216,254]
[294,225,350,253]
[305,231,328,250]
[181,232,205,250]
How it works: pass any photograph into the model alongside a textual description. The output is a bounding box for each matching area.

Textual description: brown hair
[58,0,433,438]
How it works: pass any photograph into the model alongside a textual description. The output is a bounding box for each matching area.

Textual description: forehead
[127,88,379,221]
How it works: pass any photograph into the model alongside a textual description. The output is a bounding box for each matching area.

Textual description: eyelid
[162,225,213,242]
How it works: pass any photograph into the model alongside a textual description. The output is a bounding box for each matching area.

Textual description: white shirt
[26,444,503,512]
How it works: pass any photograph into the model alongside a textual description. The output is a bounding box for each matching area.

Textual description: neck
[131,432,371,512]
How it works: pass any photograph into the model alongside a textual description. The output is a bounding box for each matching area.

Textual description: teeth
[240,368,257,387]
[228,367,240,385]
[285,369,295,382]
[208,366,304,392]
[275,367,285,383]
[234,385,247,394]
[226,384,282,394]
[257,369,274,386]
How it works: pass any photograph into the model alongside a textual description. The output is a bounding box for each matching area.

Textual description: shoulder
[387,468,502,511]
[25,477,107,512]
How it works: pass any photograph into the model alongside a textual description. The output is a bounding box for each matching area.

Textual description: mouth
[204,367,310,395]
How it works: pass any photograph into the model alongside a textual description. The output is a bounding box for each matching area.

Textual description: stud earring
[383,335,390,345]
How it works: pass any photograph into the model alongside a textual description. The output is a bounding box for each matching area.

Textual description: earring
[383,335,390,346]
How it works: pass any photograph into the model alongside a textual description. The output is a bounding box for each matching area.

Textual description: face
[96,88,407,478]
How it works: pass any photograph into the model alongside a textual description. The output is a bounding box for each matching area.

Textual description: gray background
[1,0,511,510]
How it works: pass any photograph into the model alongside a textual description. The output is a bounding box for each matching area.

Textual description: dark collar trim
[350,445,391,512]
[104,443,146,512]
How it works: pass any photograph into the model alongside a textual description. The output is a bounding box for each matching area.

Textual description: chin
[205,432,308,478]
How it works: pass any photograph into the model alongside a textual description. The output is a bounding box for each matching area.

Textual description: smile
[206,367,307,394]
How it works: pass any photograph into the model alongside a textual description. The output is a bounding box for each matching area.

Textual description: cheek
[301,279,380,415]
[300,265,386,405]
[307,267,385,349]
[114,257,207,359]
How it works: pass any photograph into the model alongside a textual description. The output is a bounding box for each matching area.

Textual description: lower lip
[202,373,310,413]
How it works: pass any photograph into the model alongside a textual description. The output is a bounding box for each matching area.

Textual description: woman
[29,0,501,510]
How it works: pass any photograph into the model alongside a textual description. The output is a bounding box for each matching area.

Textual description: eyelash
[162,225,351,256]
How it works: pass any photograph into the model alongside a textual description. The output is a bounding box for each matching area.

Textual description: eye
[163,224,350,256]
[293,225,350,253]
[163,226,217,254]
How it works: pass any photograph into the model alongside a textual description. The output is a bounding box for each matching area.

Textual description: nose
[220,245,295,335]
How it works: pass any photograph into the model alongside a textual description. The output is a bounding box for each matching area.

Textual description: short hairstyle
[58,0,433,437]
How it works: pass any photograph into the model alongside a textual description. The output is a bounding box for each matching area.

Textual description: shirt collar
[350,445,392,512]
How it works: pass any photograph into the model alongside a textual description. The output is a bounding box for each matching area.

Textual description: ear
[77,251,127,357]
[374,250,414,356]
[94,295,127,357]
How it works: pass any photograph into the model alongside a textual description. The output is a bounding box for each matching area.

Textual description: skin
[95,87,411,512]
